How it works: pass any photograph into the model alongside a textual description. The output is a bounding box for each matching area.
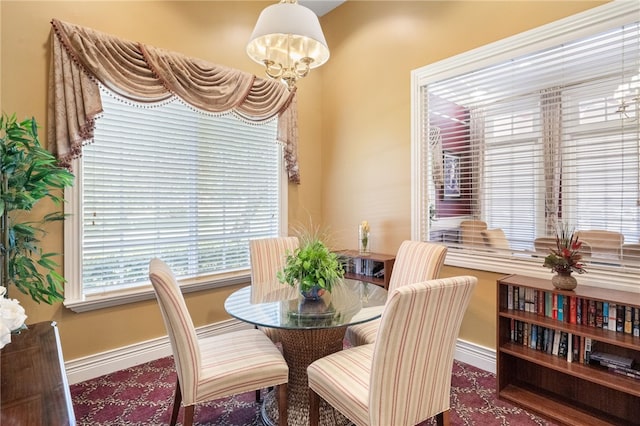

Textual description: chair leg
[169,378,182,426]
[309,388,320,426]
[435,409,450,426]
[255,389,262,403]
[183,405,194,426]
[277,383,288,426]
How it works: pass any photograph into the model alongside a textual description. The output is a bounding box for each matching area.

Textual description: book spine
[507,285,513,310]
[616,305,624,332]
[558,332,568,357]
[624,305,632,334]
[552,330,561,356]
[517,321,524,344]
[602,302,609,330]
[518,287,525,311]
[537,290,544,316]
[584,337,592,363]
[570,296,577,324]
[530,325,537,349]
[557,295,564,322]
[609,303,617,330]
[634,307,640,337]
[588,300,596,327]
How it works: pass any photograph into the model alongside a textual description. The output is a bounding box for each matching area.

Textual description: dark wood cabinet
[335,250,395,289]
[497,274,639,425]
[1,321,75,425]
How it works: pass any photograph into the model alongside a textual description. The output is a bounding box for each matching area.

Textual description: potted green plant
[277,228,345,300]
[1,114,75,304]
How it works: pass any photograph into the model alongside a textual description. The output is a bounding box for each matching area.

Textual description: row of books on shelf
[506,285,640,337]
[509,319,640,380]
[346,259,384,278]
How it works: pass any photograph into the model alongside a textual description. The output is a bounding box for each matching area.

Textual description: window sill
[446,250,640,294]
[64,272,251,313]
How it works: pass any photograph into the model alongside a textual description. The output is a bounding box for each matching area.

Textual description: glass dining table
[224,278,388,426]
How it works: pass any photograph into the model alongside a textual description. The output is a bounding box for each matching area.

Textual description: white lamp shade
[247,2,330,70]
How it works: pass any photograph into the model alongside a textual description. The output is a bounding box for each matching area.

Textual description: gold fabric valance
[48,18,300,183]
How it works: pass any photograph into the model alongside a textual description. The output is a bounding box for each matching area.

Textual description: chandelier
[247,0,330,89]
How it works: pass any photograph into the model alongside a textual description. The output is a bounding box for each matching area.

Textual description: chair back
[534,236,557,254]
[249,236,299,303]
[481,228,510,250]
[535,236,592,260]
[575,230,623,261]
[622,243,640,266]
[369,276,477,426]
[148,258,201,404]
[460,220,488,248]
[388,240,447,293]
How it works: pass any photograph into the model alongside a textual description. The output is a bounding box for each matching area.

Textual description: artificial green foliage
[277,230,345,294]
[1,114,75,304]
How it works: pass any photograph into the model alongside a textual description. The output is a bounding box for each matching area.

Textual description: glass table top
[224,279,388,330]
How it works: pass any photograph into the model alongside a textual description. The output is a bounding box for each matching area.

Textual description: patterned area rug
[71,356,557,426]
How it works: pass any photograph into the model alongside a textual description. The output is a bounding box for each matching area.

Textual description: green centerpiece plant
[277,227,345,300]
[0,114,75,304]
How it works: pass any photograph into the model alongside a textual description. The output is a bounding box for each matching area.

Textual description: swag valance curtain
[47,18,300,183]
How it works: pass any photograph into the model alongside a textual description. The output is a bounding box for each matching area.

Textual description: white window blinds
[79,87,281,295]
[415,4,640,284]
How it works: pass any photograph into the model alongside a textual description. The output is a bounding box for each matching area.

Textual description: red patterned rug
[71,357,556,425]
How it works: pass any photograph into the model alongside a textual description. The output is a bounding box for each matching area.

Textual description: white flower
[360,220,370,234]
[0,286,27,350]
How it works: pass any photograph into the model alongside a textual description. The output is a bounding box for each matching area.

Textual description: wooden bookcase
[335,250,395,289]
[496,274,640,425]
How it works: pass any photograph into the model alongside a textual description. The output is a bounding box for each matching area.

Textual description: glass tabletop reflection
[224,279,388,330]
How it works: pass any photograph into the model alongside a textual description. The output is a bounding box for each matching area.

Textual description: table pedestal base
[261,327,351,426]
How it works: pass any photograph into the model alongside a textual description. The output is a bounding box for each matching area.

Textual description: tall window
[412,2,640,290]
[64,87,284,310]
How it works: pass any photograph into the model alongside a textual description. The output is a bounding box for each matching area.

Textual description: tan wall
[320,0,608,349]
[1,0,607,361]
[0,0,325,360]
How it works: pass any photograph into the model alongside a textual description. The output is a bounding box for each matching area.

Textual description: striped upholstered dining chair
[148,258,289,426]
[344,240,447,346]
[249,236,299,339]
[308,275,477,426]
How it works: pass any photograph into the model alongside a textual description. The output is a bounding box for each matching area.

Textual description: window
[412,2,640,291]
[64,87,286,311]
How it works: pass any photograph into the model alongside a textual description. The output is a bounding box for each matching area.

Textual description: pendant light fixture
[247,0,330,89]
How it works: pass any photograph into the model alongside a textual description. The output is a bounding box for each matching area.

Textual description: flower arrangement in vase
[359,220,370,255]
[277,226,345,301]
[542,224,586,290]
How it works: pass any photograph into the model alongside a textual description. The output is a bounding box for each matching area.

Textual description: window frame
[410,1,640,293]
[63,102,289,313]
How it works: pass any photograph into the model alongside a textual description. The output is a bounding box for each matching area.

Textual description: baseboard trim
[65,320,497,385]
[454,338,497,374]
[65,319,251,385]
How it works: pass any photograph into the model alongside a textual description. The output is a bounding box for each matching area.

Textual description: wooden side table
[1,321,75,425]
[335,250,395,289]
